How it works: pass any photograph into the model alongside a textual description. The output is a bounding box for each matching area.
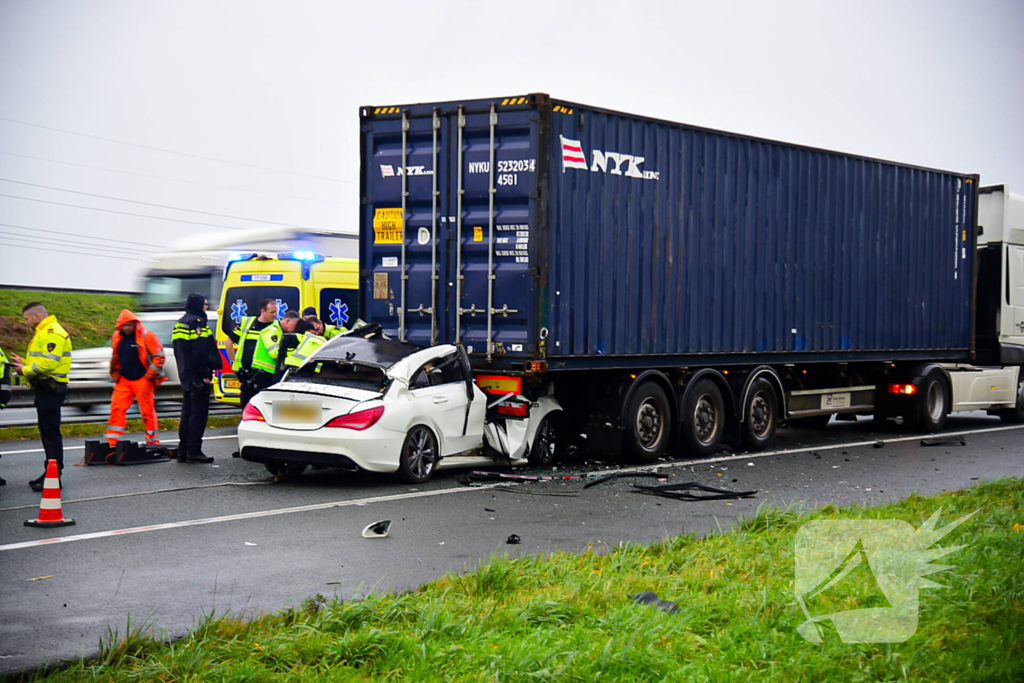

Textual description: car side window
[409,368,429,390]
[410,353,463,390]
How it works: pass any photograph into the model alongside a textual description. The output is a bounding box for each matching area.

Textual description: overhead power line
[0,230,157,256]
[0,221,167,250]
[0,192,251,231]
[0,150,353,205]
[0,177,336,230]
[0,115,353,183]
[0,239,144,264]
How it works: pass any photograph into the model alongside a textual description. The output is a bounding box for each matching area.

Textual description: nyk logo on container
[380,165,433,178]
[560,135,660,181]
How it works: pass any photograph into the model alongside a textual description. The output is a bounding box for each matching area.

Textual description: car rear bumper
[237,421,400,473]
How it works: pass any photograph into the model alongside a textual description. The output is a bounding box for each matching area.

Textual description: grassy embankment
[0,287,135,352]
[21,478,1024,682]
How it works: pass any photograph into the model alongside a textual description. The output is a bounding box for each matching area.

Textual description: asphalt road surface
[0,414,1021,675]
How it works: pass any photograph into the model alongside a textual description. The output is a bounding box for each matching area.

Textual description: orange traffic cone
[25,459,75,528]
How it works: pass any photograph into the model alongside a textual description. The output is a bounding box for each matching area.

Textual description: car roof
[314,335,422,369]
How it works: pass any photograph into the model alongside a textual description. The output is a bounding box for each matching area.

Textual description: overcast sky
[1,0,1022,292]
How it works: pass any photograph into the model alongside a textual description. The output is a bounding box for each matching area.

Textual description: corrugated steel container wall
[546,100,977,363]
[359,95,978,370]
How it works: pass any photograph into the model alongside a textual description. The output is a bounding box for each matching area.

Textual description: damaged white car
[237,329,563,482]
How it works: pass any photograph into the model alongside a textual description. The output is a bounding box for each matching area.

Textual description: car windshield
[285,360,389,393]
[144,320,177,346]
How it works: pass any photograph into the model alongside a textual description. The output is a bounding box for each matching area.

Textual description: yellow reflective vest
[0,346,11,407]
[284,332,327,369]
[324,325,347,339]
[24,315,73,384]
[252,321,283,374]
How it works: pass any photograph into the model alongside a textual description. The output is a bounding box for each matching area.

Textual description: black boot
[186,453,214,463]
[28,474,45,490]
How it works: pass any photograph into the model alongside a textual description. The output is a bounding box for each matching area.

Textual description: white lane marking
[2,422,1021,553]
[0,484,503,553]
[0,481,271,513]
[0,434,238,455]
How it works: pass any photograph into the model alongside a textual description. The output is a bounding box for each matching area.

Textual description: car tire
[624,382,672,463]
[264,461,309,480]
[916,371,949,433]
[997,373,1024,423]
[399,425,439,484]
[528,413,563,466]
[741,378,779,451]
[680,378,725,458]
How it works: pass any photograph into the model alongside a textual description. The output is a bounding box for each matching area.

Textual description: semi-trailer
[358,93,1024,462]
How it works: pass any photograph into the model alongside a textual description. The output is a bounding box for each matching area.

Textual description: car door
[407,351,482,455]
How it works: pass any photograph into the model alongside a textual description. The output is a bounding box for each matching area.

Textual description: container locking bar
[399,110,410,342]
[486,103,498,362]
[429,108,440,345]
[455,105,466,344]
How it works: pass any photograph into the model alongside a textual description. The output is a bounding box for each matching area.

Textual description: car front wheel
[399,425,439,484]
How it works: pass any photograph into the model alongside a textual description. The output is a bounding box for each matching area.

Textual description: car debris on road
[630,481,757,502]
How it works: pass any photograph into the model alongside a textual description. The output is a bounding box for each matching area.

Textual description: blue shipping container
[359,94,978,371]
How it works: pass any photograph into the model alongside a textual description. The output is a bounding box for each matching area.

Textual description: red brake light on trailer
[242,403,266,422]
[888,383,917,395]
[325,406,385,430]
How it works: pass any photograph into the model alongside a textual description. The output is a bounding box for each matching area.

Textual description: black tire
[398,425,439,484]
[998,372,1024,423]
[789,414,832,429]
[529,413,563,466]
[264,461,309,479]
[624,382,672,463]
[741,378,779,451]
[680,378,726,457]
[916,372,949,432]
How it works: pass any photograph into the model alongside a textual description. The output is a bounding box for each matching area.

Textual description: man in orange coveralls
[104,310,166,446]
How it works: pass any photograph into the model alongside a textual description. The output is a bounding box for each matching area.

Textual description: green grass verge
[0,415,240,442]
[0,288,136,353]
[24,478,1024,682]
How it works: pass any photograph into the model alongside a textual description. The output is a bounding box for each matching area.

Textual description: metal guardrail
[5,383,185,410]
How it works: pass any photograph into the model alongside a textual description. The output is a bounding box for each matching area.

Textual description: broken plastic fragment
[362,520,391,538]
[630,591,679,613]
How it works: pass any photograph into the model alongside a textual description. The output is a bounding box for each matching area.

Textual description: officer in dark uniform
[171,294,221,463]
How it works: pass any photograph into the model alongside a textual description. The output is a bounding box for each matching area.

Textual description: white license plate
[274,400,322,423]
[820,393,850,409]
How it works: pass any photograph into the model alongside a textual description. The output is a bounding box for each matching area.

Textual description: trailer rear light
[496,402,530,418]
[242,403,266,422]
[526,361,547,373]
[476,374,521,395]
[325,405,385,430]
[888,383,917,395]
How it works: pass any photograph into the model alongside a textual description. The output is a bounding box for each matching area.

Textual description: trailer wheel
[916,372,949,432]
[681,378,726,457]
[741,378,778,451]
[624,382,672,462]
[997,372,1024,423]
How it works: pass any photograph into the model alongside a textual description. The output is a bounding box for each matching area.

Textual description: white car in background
[237,329,563,483]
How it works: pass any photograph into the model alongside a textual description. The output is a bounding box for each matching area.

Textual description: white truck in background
[68,226,357,409]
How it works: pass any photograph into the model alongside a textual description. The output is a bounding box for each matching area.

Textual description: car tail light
[888,383,917,395]
[242,403,266,422]
[496,401,530,418]
[325,405,385,430]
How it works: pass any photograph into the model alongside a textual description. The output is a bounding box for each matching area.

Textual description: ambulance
[214,252,359,403]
